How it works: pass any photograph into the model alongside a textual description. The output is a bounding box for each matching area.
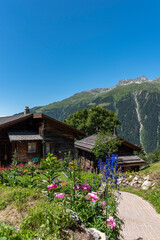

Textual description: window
[46,143,51,154]
[28,142,36,153]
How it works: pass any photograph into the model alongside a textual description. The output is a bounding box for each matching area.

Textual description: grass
[141,161,160,174]
[0,185,74,239]
[0,185,44,212]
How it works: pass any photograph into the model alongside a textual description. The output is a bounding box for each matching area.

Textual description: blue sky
[0,0,160,116]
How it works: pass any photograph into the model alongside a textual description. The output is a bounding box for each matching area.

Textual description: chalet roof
[8,131,43,142]
[75,134,97,152]
[118,155,146,166]
[74,134,141,152]
[0,114,32,128]
[33,113,85,137]
[0,113,85,138]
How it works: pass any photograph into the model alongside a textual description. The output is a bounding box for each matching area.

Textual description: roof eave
[119,162,147,167]
[33,113,85,137]
[0,114,33,129]
[119,137,141,151]
[74,144,92,152]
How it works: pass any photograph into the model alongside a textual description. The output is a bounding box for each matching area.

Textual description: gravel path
[118,191,160,240]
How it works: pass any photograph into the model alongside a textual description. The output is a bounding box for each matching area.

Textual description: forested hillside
[31,76,160,153]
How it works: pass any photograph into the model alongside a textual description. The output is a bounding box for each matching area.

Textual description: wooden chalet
[75,134,146,172]
[0,107,85,166]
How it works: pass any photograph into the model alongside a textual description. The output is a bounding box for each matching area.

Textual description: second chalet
[75,134,146,172]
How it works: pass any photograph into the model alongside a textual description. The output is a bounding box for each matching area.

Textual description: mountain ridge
[30,75,160,153]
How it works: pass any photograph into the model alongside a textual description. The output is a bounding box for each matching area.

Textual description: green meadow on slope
[31,76,160,153]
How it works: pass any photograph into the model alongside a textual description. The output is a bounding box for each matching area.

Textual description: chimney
[24,106,30,115]
[113,126,116,136]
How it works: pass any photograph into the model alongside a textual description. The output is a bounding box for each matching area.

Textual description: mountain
[31,75,160,153]
[116,75,150,86]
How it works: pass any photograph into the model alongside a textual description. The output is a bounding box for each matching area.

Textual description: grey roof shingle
[0,114,32,127]
[8,131,42,141]
[118,155,145,166]
[75,134,141,152]
[75,134,97,152]
[75,134,117,152]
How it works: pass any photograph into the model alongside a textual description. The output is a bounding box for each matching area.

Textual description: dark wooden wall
[118,145,133,156]
[78,149,95,172]
[13,141,42,163]
[43,121,75,157]
[0,116,76,165]
[0,128,11,166]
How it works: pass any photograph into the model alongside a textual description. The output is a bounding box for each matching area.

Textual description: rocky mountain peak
[116,75,150,86]
[153,77,160,83]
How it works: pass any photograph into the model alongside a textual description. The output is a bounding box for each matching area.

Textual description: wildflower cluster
[47,184,58,190]
[56,193,65,199]
[98,154,119,185]
[107,216,116,229]
[86,191,99,202]
[98,154,121,235]
[73,183,91,191]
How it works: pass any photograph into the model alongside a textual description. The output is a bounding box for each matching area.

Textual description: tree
[63,106,120,136]
[146,148,160,164]
[92,131,122,160]
[63,108,88,133]
[135,142,147,161]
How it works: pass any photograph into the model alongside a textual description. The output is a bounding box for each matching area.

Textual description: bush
[147,148,160,164]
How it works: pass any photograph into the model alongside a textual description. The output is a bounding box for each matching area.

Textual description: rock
[141,180,152,190]
[98,182,106,197]
[69,211,108,240]
[133,176,139,182]
[117,178,124,185]
[143,175,150,181]
[88,228,108,240]
[137,179,143,184]
[130,181,134,187]
[151,183,156,189]
[70,210,83,225]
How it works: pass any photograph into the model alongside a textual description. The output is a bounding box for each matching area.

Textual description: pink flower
[107,216,116,229]
[91,191,97,195]
[20,163,24,168]
[47,184,58,190]
[67,202,71,204]
[56,193,65,199]
[107,216,114,224]
[110,222,116,229]
[82,184,91,190]
[73,184,91,191]
[73,186,80,191]
[86,192,99,202]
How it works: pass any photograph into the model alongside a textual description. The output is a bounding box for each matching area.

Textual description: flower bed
[0,153,123,239]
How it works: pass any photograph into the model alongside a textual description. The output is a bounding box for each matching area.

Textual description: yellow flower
[23,169,28,173]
